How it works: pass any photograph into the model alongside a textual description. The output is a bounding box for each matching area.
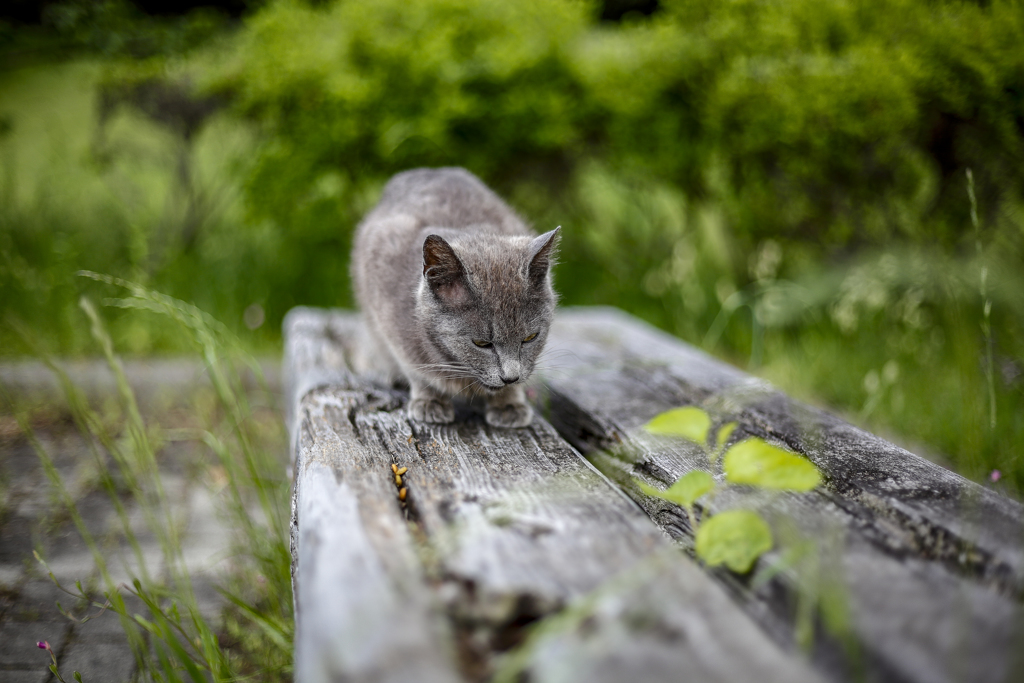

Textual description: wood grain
[542,307,1024,683]
[285,307,822,683]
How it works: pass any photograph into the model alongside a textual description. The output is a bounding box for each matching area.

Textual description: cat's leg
[485,384,533,428]
[408,377,455,424]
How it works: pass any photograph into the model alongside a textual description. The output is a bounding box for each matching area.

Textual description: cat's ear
[423,234,469,304]
[527,227,560,287]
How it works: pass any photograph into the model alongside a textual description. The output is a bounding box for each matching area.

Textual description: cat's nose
[498,357,522,384]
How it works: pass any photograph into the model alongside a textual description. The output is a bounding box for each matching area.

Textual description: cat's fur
[352,167,559,428]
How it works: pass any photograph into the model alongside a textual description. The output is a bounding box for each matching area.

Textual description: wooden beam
[542,307,1024,683]
[285,308,822,683]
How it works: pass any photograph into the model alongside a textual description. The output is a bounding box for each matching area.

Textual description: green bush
[211,0,1024,249]
[4,0,1024,489]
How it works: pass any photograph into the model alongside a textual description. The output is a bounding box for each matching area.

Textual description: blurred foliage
[44,1,230,57]
[0,2,244,64]
[2,0,1024,489]
[209,0,1024,247]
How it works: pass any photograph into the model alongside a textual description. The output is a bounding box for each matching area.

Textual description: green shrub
[4,0,1024,489]
[210,0,1024,250]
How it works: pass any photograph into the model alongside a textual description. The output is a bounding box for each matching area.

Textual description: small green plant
[694,510,773,574]
[967,168,996,431]
[4,275,293,682]
[644,406,711,443]
[36,637,83,683]
[639,405,822,573]
[637,404,862,654]
[723,439,821,490]
[637,470,713,531]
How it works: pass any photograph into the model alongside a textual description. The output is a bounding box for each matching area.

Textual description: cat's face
[416,229,559,391]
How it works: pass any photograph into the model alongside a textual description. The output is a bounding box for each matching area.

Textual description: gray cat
[352,167,559,428]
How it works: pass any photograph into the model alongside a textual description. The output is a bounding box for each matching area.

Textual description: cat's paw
[486,402,533,429]
[409,397,455,424]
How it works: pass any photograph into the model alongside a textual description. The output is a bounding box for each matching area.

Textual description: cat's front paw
[486,402,533,429]
[409,397,455,424]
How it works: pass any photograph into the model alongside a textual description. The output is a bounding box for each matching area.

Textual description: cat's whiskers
[533,360,569,368]
[413,362,472,373]
[537,348,582,365]
[531,355,573,375]
[424,369,474,379]
[531,367,572,380]
[412,362,476,380]
[449,377,486,400]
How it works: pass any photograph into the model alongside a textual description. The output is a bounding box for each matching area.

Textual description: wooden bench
[284,306,1024,683]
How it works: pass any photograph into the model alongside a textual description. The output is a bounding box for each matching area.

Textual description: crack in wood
[730,402,1024,600]
[546,362,1024,600]
[545,385,1024,676]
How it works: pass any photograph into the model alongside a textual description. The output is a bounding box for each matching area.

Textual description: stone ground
[0,359,281,683]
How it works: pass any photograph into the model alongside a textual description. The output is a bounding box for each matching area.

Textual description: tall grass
[967,168,997,432]
[2,277,293,682]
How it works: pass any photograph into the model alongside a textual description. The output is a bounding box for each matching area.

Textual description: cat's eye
[472,340,492,348]
[523,332,539,343]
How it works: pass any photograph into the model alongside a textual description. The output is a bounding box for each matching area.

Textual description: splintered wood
[285,307,1024,683]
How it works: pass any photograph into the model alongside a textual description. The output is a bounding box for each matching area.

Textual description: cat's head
[417,227,560,391]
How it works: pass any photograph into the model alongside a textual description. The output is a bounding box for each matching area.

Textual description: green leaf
[716,421,738,450]
[217,587,292,653]
[639,470,715,507]
[695,509,773,573]
[644,406,711,444]
[723,438,822,491]
[133,614,159,636]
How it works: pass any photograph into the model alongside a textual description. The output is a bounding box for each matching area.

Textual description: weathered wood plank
[287,309,462,683]
[542,307,1024,683]
[513,550,827,683]
[293,459,461,683]
[285,307,823,683]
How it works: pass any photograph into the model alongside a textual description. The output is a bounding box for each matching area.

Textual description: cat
[351,167,559,428]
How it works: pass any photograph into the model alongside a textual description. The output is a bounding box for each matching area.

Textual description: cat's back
[365,167,527,236]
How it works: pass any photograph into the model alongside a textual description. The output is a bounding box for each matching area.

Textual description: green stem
[967,169,996,430]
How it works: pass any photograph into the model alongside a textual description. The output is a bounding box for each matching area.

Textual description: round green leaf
[695,509,773,573]
[664,470,715,506]
[644,406,711,444]
[723,438,822,491]
[638,470,715,507]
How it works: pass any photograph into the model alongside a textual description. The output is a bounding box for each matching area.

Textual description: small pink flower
[990,470,1002,482]
[37,641,49,650]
